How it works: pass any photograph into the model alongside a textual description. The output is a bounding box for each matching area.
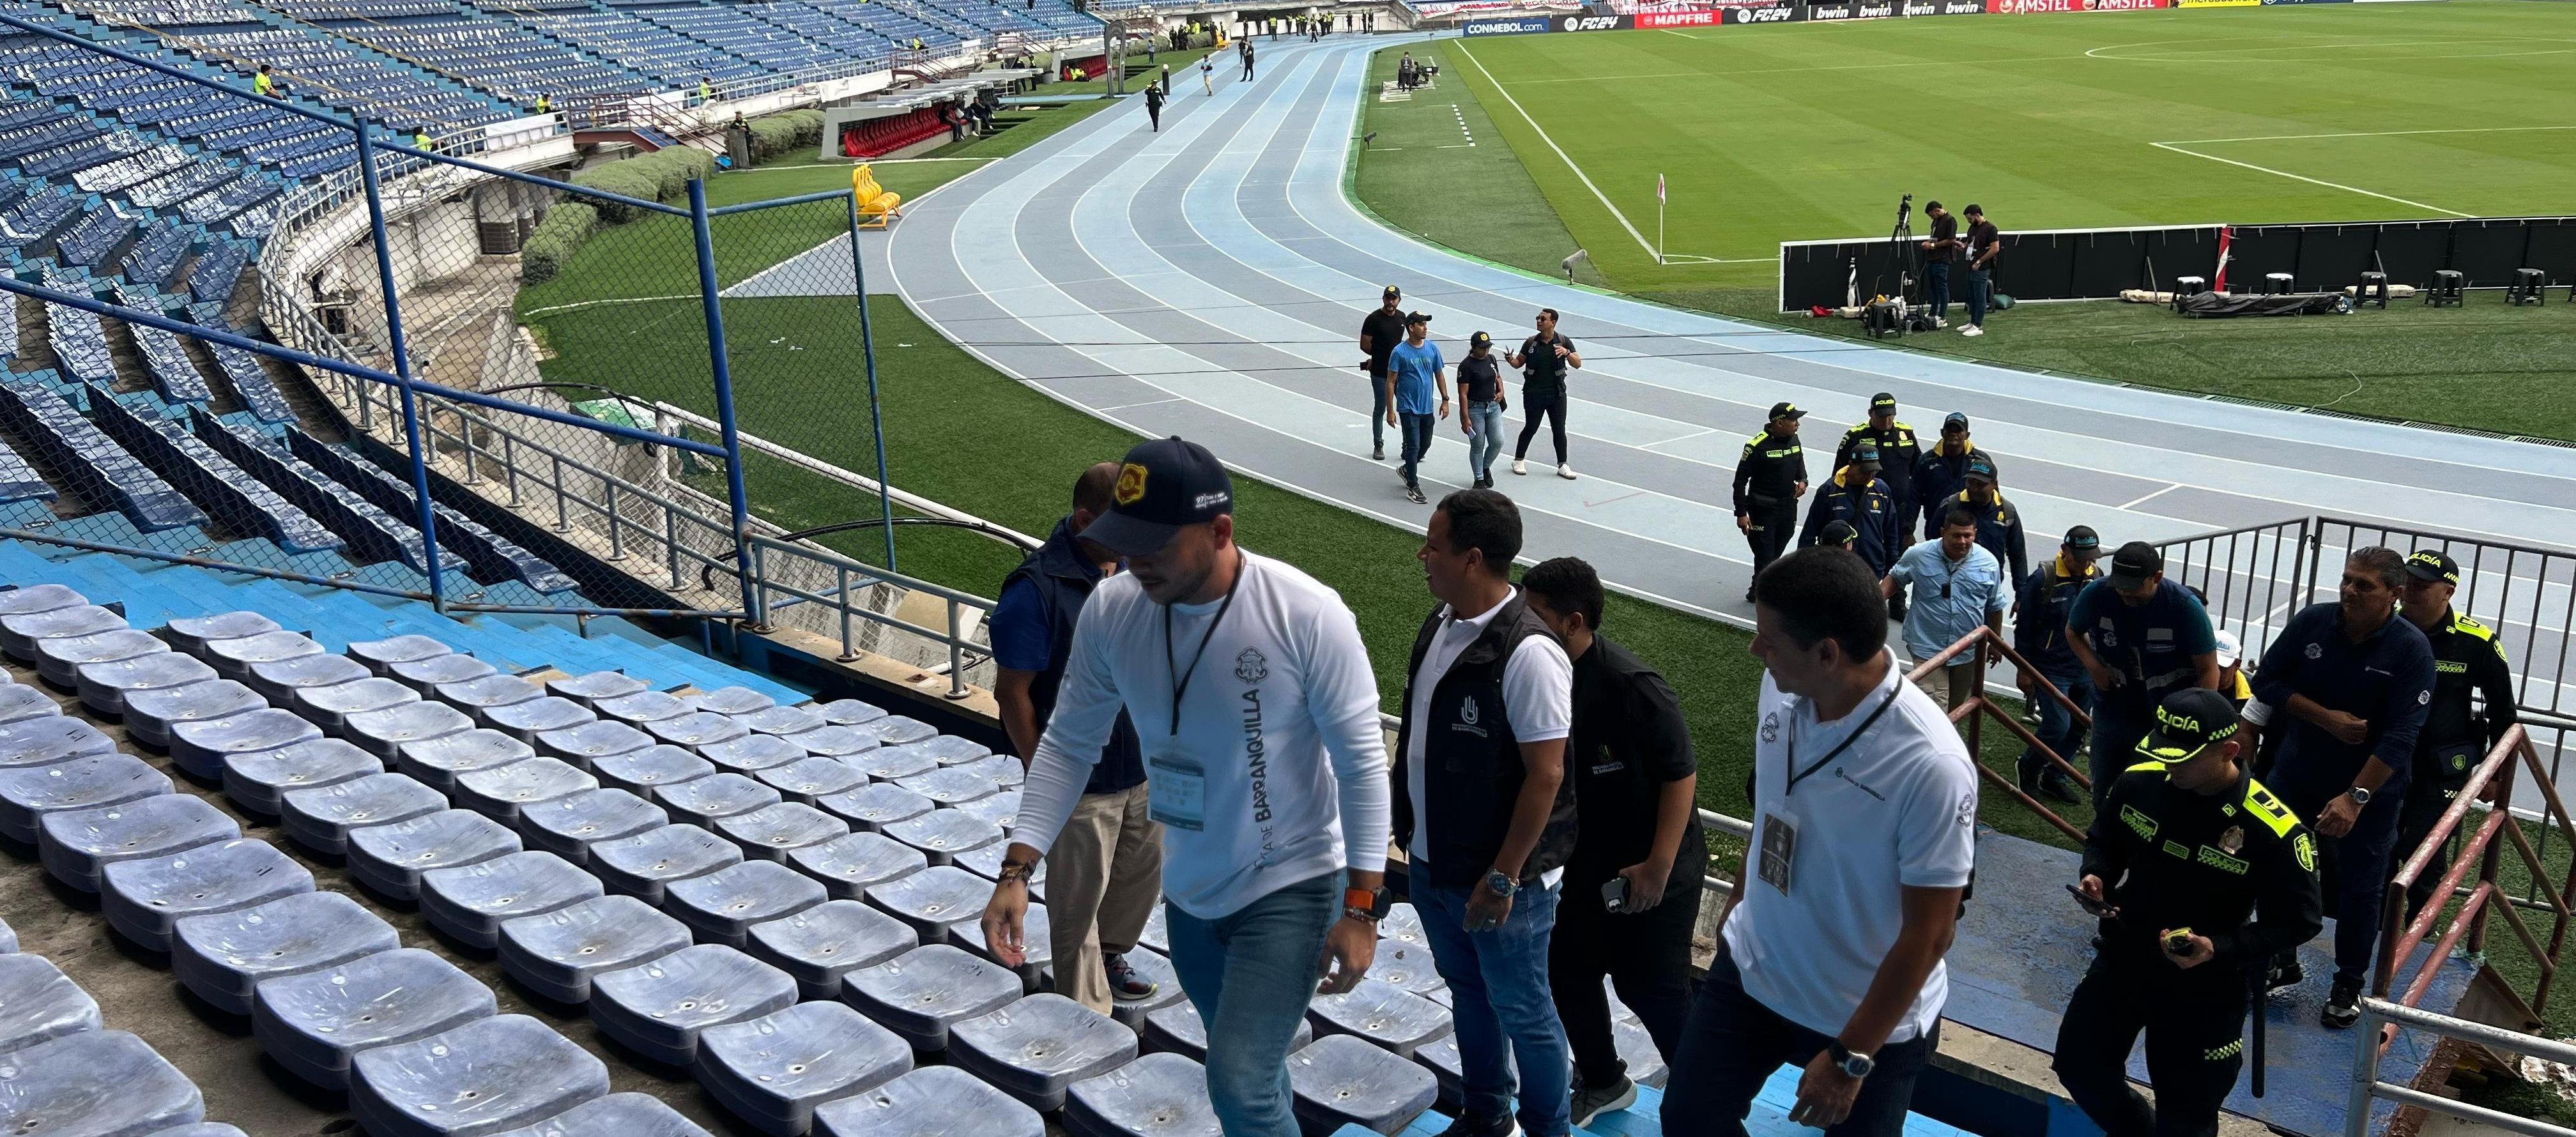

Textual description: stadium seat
[348,808,523,901]
[456,756,598,826]
[281,772,445,855]
[0,953,100,1055]
[252,947,496,1089]
[246,653,371,705]
[486,1092,712,1137]
[590,823,742,906]
[162,611,280,653]
[888,734,992,767]
[537,719,654,768]
[295,676,423,735]
[697,1000,913,1136]
[866,717,937,747]
[666,859,826,948]
[1065,1051,1220,1137]
[349,1014,610,1137]
[788,830,926,900]
[0,751,170,843]
[547,671,649,708]
[817,698,888,727]
[497,893,691,1003]
[716,801,849,862]
[849,745,937,783]
[884,808,1003,866]
[222,738,382,815]
[172,890,401,1016]
[349,634,454,674]
[174,709,340,781]
[590,943,797,1065]
[390,653,499,693]
[0,585,85,622]
[953,839,1041,892]
[103,837,315,950]
[1379,903,1425,949]
[702,732,806,775]
[0,715,116,770]
[754,758,864,809]
[951,790,1023,834]
[1144,997,1312,1063]
[0,1030,205,1136]
[954,755,1025,792]
[1289,1034,1441,1136]
[34,627,166,689]
[1370,942,1448,1003]
[948,899,1049,991]
[592,744,716,801]
[75,651,217,718]
[597,689,691,726]
[949,993,1138,1111]
[746,898,918,1000]
[346,701,477,759]
[647,710,748,751]
[38,793,238,892]
[125,680,264,752]
[486,696,597,743]
[1307,979,1453,1058]
[1,605,127,664]
[841,943,1022,1053]
[792,724,884,761]
[420,850,604,949]
[434,673,546,722]
[864,864,990,943]
[396,728,535,793]
[659,772,783,828]
[687,686,775,717]
[204,630,323,680]
[893,767,999,807]
[520,788,669,862]
[738,703,825,736]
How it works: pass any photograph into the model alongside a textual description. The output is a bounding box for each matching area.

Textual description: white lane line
[1449,39,1660,263]
[2147,141,2471,217]
[1098,396,1186,411]
[2119,484,2180,511]
[2161,125,2576,146]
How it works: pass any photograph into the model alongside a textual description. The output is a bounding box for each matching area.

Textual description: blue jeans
[1399,411,1434,489]
[1966,266,1991,328]
[1164,871,1340,1137]
[1416,878,1572,1136]
[1464,401,1505,480]
[2089,701,2152,811]
[1666,952,1937,1137]
[1922,259,1950,321]
[2021,668,2094,779]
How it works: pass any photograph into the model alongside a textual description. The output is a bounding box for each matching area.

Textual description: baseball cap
[1964,454,1997,484]
[1081,436,1236,558]
[2137,688,2241,765]
[1851,443,1882,466]
[2063,525,2101,552]
[1869,392,1897,415]
[1469,331,1492,349]
[1383,284,1401,300]
[1768,401,1805,422]
[2405,550,2458,585]
[2106,541,2164,590]
[2212,629,2242,669]
[1942,411,1970,432]
[1405,310,1432,325]
[1819,519,1859,547]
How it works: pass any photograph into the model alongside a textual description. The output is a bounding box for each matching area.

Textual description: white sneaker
[1511,460,1526,476]
[1558,464,1577,480]
[1932,317,1948,329]
[1960,324,1984,337]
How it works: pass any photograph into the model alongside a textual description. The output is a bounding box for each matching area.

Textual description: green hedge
[570,161,659,223]
[519,201,596,285]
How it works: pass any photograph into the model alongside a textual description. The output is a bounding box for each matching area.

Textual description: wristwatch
[2346,786,2374,806]
[1483,871,1519,898]
[1343,887,1390,922]
[1827,1041,1876,1080]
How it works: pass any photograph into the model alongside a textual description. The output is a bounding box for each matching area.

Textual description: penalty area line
[2146,141,2471,218]
[1450,39,1662,263]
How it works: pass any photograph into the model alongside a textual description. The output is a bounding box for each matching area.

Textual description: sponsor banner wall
[1637,9,1723,26]
[1720,4,1800,21]
[2178,0,2260,7]
[2259,0,2357,6]
[1461,14,1558,33]
[1986,0,2166,12]
[1552,12,1637,29]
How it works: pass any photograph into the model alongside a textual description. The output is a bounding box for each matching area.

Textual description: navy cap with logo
[1469,331,1492,349]
[1943,411,1970,432]
[1819,519,1859,547]
[2106,540,2164,590]
[1405,310,1432,326]
[2137,687,2241,765]
[1383,284,1402,300]
[2405,549,2459,586]
[1851,443,1882,466]
[2063,524,2100,551]
[1081,436,1236,558]
[1964,453,1998,484]
[1768,401,1805,422]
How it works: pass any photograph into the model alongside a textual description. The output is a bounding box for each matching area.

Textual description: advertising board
[1462,15,1556,34]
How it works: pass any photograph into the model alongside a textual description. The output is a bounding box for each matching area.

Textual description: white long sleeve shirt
[1011,551,1392,919]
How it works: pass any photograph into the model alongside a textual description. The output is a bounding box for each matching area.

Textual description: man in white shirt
[1391,490,1575,1137]
[981,437,1392,1137]
[1666,546,1978,1137]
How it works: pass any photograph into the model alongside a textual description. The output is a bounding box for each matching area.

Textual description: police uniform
[1837,395,1921,537]
[1798,455,1899,576]
[2393,552,2518,924]
[1733,402,1807,597]
[2053,689,2323,1137]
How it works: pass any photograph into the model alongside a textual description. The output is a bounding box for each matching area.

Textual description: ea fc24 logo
[1114,463,1147,505]
[1560,14,1623,31]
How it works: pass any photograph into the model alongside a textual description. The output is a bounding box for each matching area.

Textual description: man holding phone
[2054,688,2322,1137]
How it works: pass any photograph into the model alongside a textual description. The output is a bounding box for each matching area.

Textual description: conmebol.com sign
[1462,15,1554,33]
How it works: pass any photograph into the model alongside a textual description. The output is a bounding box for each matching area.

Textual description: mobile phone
[1600,876,1629,913]
[2063,882,2108,917]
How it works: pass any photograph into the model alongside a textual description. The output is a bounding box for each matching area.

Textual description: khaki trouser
[1912,657,1981,712]
[1046,782,1165,1014]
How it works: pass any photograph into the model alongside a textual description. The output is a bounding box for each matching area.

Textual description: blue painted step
[1340,1080,1966,1137]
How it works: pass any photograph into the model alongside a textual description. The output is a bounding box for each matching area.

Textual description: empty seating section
[839,105,951,158]
[188,28,508,133]
[744,0,902,65]
[0,379,206,529]
[206,339,298,422]
[118,218,196,287]
[632,4,877,76]
[84,392,346,552]
[86,0,250,22]
[193,411,455,572]
[0,184,84,252]
[514,8,763,86]
[805,0,957,54]
[320,14,656,103]
[269,0,460,17]
[286,429,579,592]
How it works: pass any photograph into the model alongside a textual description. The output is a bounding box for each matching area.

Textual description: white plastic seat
[735,704,823,737]
[788,831,926,901]
[862,865,988,944]
[589,943,797,1065]
[666,860,825,949]
[1370,943,1448,1003]
[387,653,498,694]
[684,686,774,717]
[345,701,476,761]
[346,635,452,675]
[0,1030,204,1136]
[696,1001,912,1136]
[852,717,937,748]
[293,676,420,735]
[657,772,781,829]
[754,756,866,805]
[34,629,164,688]
[1306,978,1453,1058]
[815,699,887,727]
[38,795,237,892]
[123,680,264,752]
[419,850,604,949]
[884,809,1002,866]
[348,809,523,901]
[102,837,315,951]
[815,783,931,833]
[645,711,745,751]
[847,746,933,782]
[162,610,277,653]
[221,738,381,814]
[457,758,597,827]
[348,1014,608,1137]
[590,825,742,907]
[0,953,98,1055]
[744,899,918,1001]
[0,752,169,843]
[172,891,398,1016]
[534,721,652,769]
[788,724,881,761]
[252,947,495,1089]
[954,754,1026,791]
[544,672,648,708]
[484,1092,710,1137]
[1288,1034,1441,1136]
[950,790,1023,836]
[75,652,215,718]
[595,690,689,726]
[891,767,995,807]
[498,894,691,1004]
[396,729,535,793]
[170,708,321,780]
[1143,996,1310,1062]
[281,772,445,855]
[882,735,993,768]
[0,716,114,770]
[1379,903,1425,950]
[519,788,667,863]
[699,733,804,775]
[839,943,1022,1053]
[485,697,597,744]
[716,802,849,862]
[246,652,371,703]
[204,630,321,680]
[591,745,714,801]
[813,1065,1039,1137]
[1064,1051,1220,1137]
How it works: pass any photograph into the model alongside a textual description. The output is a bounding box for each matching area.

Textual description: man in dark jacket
[1798,443,1899,577]
[1912,411,1985,540]
[1393,489,1576,1137]
[1942,453,2028,586]
[2013,526,2101,804]
[990,462,1163,1012]
[1522,557,1703,1132]
[1836,393,1922,551]
[1143,81,1163,131]
[2391,550,2518,924]
[1731,401,1807,602]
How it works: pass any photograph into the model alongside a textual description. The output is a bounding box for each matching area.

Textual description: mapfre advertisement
[1636,9,1723,26]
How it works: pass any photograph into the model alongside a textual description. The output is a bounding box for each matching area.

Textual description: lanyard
[1784,682,1903,797]
[1163,563,1246,736]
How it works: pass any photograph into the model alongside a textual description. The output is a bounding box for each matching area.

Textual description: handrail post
[689,179,762,628]
[353,118,446,613]
[946,599,969,699]
[604,482,625,560]
[2347,1002,2387,1137]
[837,565,857,662]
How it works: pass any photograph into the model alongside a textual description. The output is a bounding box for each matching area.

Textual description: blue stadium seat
[162,610,280,653]
[87,397,342,552]
[543,671,648,708]
[589,943,797,1065]
[252,947,496,1089]
[170,705,321,779]
[0,381,204,529]
[290,432,581,593]
[1307,979,1454,1058]
[0,1030,206,1136]
[841,944,1021,1053]
[716,801,848,863]
[349,634,454,673]
[38,793,238,892]
[204,630,324,680]
[33,627,165,689]
[789,830,926,901]
[124,679,264,752]
[280,770,446,854]
[173,894,395,1016]
[395,727,534,793]
[697,1000,913,1136]
[0,751,169,843]
[816,782,931,834]
[0,715,116,770]
[434,672,544,721]
[456,755,597,826]
[0,953,100,1055]
[592,744,714,801]
[498,893,690,1003]
[390,652,499,693]
[1065,1051,1219,1137]
[665,858,825,949]
[1144,998,1312,1063]
[349,1014,610,1137]
[520,787,667,862]
[744,898,916,1001]
[1289,1035,1441,1137]
[1,604,128,664]
[347,807,521,901]
[701,732,804,775]
[420,849,604,949]
[195,416,454,575]
[346,701,477,759]
[814,1064,1041,1137]
[658,771,781,829]
[102,836,315,950]
[590,823,740,906]
[536,719,652,768]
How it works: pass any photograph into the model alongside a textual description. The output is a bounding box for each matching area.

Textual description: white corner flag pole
[1656,173,1667,266]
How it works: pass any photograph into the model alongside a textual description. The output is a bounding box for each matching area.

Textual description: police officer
[2012,526,2101,805]
[1798,443,1899,577]
[1836,393,1921,542]
[1912,412,1986,542]
[2055,688,2322,1137]
[1945,454,2028,586]
[1731,401,1806,602]
[2391,550,2517,925]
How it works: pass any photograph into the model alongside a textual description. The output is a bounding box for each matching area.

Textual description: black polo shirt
[1457,353,1501,402]
[1361,308,1407,376]
[1565,633,1705,897]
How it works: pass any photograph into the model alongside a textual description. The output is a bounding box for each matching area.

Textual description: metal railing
[2352,998,2576,1137]
[2380,726,2575,1022]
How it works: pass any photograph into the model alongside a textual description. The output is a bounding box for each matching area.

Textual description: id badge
[1146,745,1208,832]
[1758,808,1798,897]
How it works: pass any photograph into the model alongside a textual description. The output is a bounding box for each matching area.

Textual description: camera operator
[1918,202,1958,330]
[1960,204,1999,338]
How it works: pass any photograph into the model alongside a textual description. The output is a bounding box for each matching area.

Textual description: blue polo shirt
[2067,579,2216,714]
[2251,601,2436,805]
[1388,339,1444,416]
[1887,538,2007,665]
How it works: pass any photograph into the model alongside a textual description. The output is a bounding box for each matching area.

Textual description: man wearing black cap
[1960,204,1998,338]
[1837,394,1921,556]
[2055,688,2322,1137]
[2391,551,2517,925]
[1386,311,1451,505]
[2067,542,2221,807]
[1457,331,1507,489]
[1358,286,1408,461]
[1943,453,2028,586]
[1798,441,1899,578]
[1917,203,1958,330]
[1912,412,1985,542]
[1732,402,1808,603]
[2011,526,2101,805]
[1508,307,1582,481]
[982,437,1393,1137]
[1817,520,1860,552]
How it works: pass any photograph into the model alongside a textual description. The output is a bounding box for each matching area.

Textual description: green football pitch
[1420,1,2576,292]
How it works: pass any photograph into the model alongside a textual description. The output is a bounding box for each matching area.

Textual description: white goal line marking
[1450,38,1661,263]
[2149,141,2470,217]
[2146,123,2576,218]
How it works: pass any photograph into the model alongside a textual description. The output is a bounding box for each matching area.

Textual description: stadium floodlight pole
[846,190,900,572]
[354,117,448,613]
[689,178,765,629]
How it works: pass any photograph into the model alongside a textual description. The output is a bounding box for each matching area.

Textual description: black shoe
[2267,959,2304,993]
[2324,975,2362,1029]
[1372,445,1385,461]
[2017,759,2078,805]
[1406,484,1427,505]
[1433,1112,1516,1137]
[1570,1074,1637,1129]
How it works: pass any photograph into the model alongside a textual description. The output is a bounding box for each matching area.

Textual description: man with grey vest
[991,462,1164,1012]
[1393,489,1577,1137]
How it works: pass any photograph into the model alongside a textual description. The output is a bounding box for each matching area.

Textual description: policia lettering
[2053,689,2323,1137]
